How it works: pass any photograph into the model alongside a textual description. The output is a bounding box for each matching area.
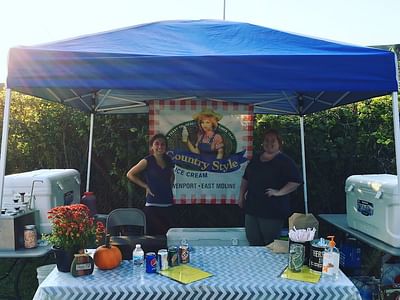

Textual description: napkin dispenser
[0,210,38,250]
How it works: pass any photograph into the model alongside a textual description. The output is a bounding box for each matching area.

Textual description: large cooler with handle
[2,169,81,234]
[346,174,400,247]
[167,227,249,247]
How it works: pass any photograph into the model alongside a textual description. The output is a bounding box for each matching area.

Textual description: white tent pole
[392,91,400,192]
[300,116,308,214]
[0,88,12,210]
[86,113,95,192]
[392,51,400,194]
[222,0,226,20]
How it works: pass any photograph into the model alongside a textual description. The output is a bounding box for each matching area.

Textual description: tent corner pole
[86,113,95,192]
[0,88,12,210]
[392,91,400,193]
[299,116,308,214]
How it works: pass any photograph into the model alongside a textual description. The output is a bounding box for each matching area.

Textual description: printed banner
[149,100,253,204]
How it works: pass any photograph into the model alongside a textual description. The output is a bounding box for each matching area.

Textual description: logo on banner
[166,109,247,173]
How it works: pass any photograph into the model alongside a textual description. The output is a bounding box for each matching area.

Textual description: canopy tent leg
[86,113,95,192]
[0,88,12,210]
[392,91,400,192]
[300,116,308,214]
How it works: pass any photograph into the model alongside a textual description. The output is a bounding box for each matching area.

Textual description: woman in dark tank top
[127,134,176,235]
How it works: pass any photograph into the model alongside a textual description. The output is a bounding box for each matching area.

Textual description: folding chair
[106,208,166,258]
[106,208,147,236]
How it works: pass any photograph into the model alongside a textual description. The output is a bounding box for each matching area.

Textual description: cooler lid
[345,174,399,195]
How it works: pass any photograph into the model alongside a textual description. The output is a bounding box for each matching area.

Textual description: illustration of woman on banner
[182,108,224,160]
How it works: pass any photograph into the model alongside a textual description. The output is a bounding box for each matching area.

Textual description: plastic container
[81,191,97,217]
[288,243,305,272]
[340,237,361,270]
[346,174,400,247]
[167,227,249,247]
[322,236,340,279]
[36,264,56,285]
[132,244,144,266]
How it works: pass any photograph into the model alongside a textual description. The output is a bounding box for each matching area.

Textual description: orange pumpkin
[94,234,122,270]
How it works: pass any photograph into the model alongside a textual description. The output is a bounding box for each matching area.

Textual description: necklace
[202,132,215,143]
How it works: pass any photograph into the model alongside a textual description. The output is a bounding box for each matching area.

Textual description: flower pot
[52,247,79,272]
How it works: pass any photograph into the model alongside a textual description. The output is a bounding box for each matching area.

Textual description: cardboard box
[0,210,37,250]
[346,174,400,248]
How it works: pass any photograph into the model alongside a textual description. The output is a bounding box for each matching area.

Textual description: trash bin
[36,264,56,285]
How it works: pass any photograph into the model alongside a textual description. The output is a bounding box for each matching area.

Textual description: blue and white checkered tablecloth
[33,246,361,300]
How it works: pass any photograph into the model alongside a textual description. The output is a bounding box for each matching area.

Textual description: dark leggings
[245,214,283,246]
[143,205,176,235]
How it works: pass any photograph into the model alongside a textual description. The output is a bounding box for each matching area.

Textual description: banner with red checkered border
[149,100,253,205]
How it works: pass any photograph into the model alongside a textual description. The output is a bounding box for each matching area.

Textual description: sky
[1,0,399,83]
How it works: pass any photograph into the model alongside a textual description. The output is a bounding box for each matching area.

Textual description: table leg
[0,259,18,281]
[0,258,23,300]
[14,259,27,300]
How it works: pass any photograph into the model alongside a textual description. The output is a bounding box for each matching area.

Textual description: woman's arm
[216,148,224,159]
[185,139,200,154]
[170,170,175,186]
[126,159,154,197]
[238,178,248,208]
[182,127,200,154]
[214,134,224,159]
[265,182,300,197]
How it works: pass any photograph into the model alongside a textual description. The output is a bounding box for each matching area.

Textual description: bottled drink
[167,246,179,267]
[132,244,144,266]
[145,252,157,273]
[179,241,190,264]
[157,249,168,271]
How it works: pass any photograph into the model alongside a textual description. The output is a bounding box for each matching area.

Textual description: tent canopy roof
[6,19,398,115]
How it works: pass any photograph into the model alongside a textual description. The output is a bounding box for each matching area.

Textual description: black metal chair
[106,208,147,236]
[106,208,166,259]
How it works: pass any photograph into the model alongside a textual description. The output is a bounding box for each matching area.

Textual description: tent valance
[6,20,398,115]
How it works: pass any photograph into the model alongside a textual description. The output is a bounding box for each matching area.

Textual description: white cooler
[167,227,249,247]
[346,174,400,247]
[2,169,81,234]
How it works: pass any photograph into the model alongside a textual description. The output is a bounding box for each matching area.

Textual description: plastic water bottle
[132,244,144,266]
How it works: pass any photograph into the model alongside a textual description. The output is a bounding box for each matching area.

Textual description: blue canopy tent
[1,20,398,212]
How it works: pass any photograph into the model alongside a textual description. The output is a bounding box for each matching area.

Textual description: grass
[0,255,55,300]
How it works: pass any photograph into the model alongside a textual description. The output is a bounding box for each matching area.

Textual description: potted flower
[43,204,105,272]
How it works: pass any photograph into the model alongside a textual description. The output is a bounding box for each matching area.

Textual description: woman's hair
[198,115,219,131]
[149,133,168,148]
[148,133,173,167]
[264,129,283,149]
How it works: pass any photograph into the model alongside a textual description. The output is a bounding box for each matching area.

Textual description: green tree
[0,88,398,224]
